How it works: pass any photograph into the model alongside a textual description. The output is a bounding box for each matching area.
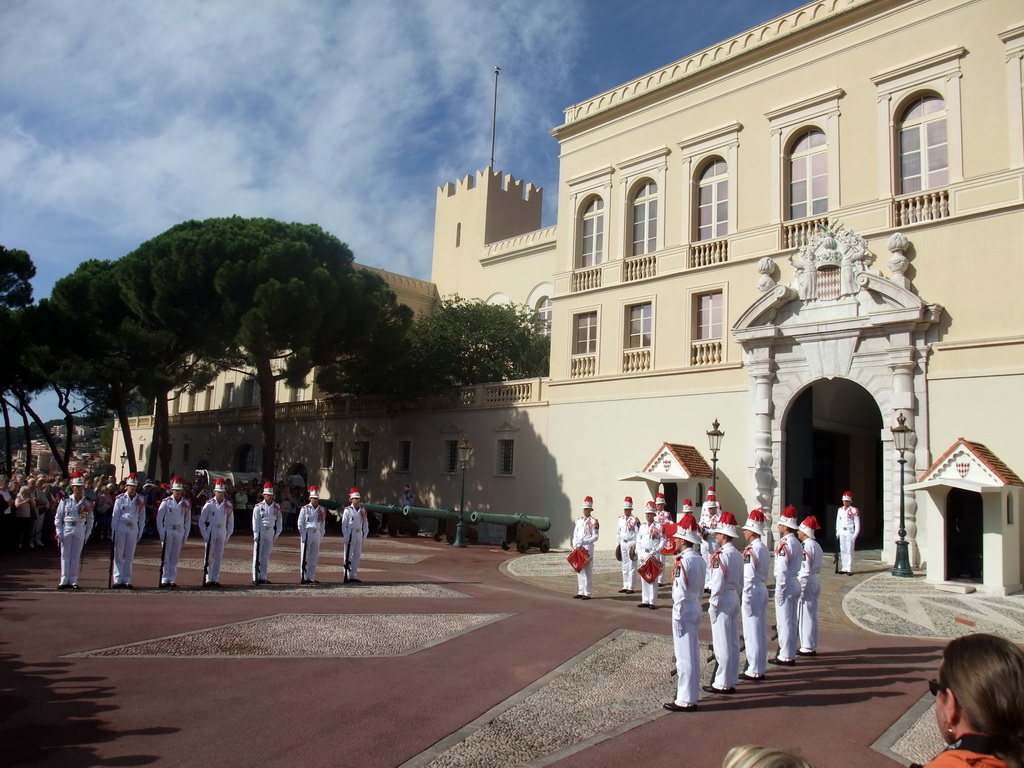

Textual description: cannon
[401,505,478,544]
[363,503,419,537]
[467,511,551,553]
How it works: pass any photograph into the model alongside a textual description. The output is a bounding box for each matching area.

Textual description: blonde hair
[722,745,814,768]
[941,633,1024,768]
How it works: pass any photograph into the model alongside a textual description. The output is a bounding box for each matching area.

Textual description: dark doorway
[946,488,983,582]
[662,483,678,522]
[784,380,883,550]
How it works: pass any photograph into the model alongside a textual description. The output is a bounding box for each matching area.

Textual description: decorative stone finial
[756,256,777,293]
[887,231,910,287]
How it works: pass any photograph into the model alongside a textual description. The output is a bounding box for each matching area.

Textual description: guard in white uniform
[55,471,94,589]
[571,495,600,598]
[111,473,146,588]
[835,491,861,574]
[298,485,327,584]
[704,511,743,694]
[798,515,823,656]
[199,479,233,587]
[740,509,770,681]
[615,496,638,593]
[771,506,803,666]
[664,513,706,712]
[156,476,190,588]
[699,488,722,591]
[636,505,665,609]
[252,481,283,584]
[342,487,370,583]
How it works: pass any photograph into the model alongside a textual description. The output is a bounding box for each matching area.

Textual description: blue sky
[2,0,800,419]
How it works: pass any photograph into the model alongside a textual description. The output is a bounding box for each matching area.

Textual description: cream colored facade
[111,0,1024,593]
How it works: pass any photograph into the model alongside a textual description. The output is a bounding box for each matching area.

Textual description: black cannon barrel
[363,503,404,516]
[468,510,551,532]
[401,505,459,521]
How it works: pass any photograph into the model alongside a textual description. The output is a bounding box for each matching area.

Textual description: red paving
[0,534,941,767]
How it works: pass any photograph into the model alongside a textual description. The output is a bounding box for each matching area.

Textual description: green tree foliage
[358,296,549,397]
[0,244,35,310]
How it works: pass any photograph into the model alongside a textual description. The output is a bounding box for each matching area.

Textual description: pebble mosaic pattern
[505,550,623,577]
[69,612,509,658]
[844,573,1024,641]
[48,582,465,598]
[406,629,724,767]
[889,700,943,767]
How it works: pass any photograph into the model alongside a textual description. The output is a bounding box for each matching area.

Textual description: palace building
[112,0,1024,594]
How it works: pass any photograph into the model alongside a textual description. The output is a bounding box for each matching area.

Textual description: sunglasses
[928,679,948,696]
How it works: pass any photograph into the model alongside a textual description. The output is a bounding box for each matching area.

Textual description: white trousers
[711,593,740,689]
[204,530,227,583]
[640,556,662,605]
[672,602,702,706]
[300,529,323,580]
[160,528,186,584]
[620,548,637,590]
[345,535,364,580]
[775,578,800,661]
[113,529,140,585]
[742,583,769,676]
[253,528,276,580]
[839,532,856,572]
[799,576,821,652]
[58,531,86,586]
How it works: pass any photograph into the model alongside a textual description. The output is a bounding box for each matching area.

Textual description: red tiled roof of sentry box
[642,443,713,478]
[921,438,1024,486]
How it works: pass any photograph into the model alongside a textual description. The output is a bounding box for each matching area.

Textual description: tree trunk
[147,392,169,481]
[256,357,277,481]
[1,398,11,475]
[54,385,75,476]
[112,380,137,479]
[21,395,65,475]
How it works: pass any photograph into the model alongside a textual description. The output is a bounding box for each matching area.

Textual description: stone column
[889,361,919,565]
[748,359,776,523]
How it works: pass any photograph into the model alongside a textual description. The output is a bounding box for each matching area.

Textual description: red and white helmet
[170,476,185,491]
[800,516,821,539]
[681,499,694,513]
[581,495,593,509]
[349,487,361,500]
[707,487,716,500]
[125,472,139,487]
[70,471,86,487]
[262,481,275,498]
[308,485,319,499]
[717,511,740,538]
[842,491,853,501]
[213,479,228,493]
[622,496,633,510]
[743,508,768,537]
[655,492,666,506]
[779,505,800,530]
[673,514,701,545]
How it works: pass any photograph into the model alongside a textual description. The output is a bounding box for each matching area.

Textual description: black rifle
[344,520,352,584]
[253,521,263,584]
[203,532,211,586]
[300,528,308,583]
[108,528,116,589]
[835,532,841,574]
[158,535,167,587]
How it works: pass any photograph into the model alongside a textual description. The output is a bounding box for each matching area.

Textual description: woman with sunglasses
[917,633,1024,768]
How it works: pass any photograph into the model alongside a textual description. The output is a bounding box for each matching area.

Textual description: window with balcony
[697,159,728,241]
[578,197,605,268]
[574,311,598,355]
[788,130,828,220]
[625,303,652,350]
[631,181,658,256]
[691,291,723,366]
[899,94,947,194]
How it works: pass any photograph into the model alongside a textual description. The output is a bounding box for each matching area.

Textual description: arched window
[697,159,728,241]
[535,297,552,336]
[578,197,604,268]
[788,129,828,220]
[631,181,658,256]
[899,94,947,194]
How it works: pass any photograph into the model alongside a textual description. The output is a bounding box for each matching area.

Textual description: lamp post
[350,442,362,490]
[119,451,127,476]
[706,418,724,491]
[453,435,474,548]
[891,412,914,577]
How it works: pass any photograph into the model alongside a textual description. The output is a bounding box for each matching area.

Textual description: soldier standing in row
[156,477,190,589]
[664,513,706,712]
[252,481,282,585]
[571,495,599,599]
[298,485,326,584]
[615,496,638,594]
[199,478,233,587]
[111,473,146,589]
[772,506,803,667]
[699,488,722,591]
[836,491,860,574]
[636,503,665,609]
[55,471,93,590]
[798,515,823,657]
[740,509,770,681]
[342,487,369,583]
[704,511,742,695]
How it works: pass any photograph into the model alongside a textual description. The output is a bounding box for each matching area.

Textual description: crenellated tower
[431,167,542,301]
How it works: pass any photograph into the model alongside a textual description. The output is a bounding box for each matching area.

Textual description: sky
[2,0,802,419]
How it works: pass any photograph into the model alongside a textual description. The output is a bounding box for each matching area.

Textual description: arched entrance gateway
[733,228,941,567]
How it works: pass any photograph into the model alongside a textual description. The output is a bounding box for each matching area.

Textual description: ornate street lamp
[350,442,362,490]
[891,412,914,577]
[119,451,127,476]
[453,436,474,548]
[706,418,724,490]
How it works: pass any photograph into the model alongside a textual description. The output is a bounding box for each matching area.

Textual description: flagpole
[489,66,501,170]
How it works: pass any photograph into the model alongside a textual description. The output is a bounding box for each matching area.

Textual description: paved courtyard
[1,535,1021,767]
